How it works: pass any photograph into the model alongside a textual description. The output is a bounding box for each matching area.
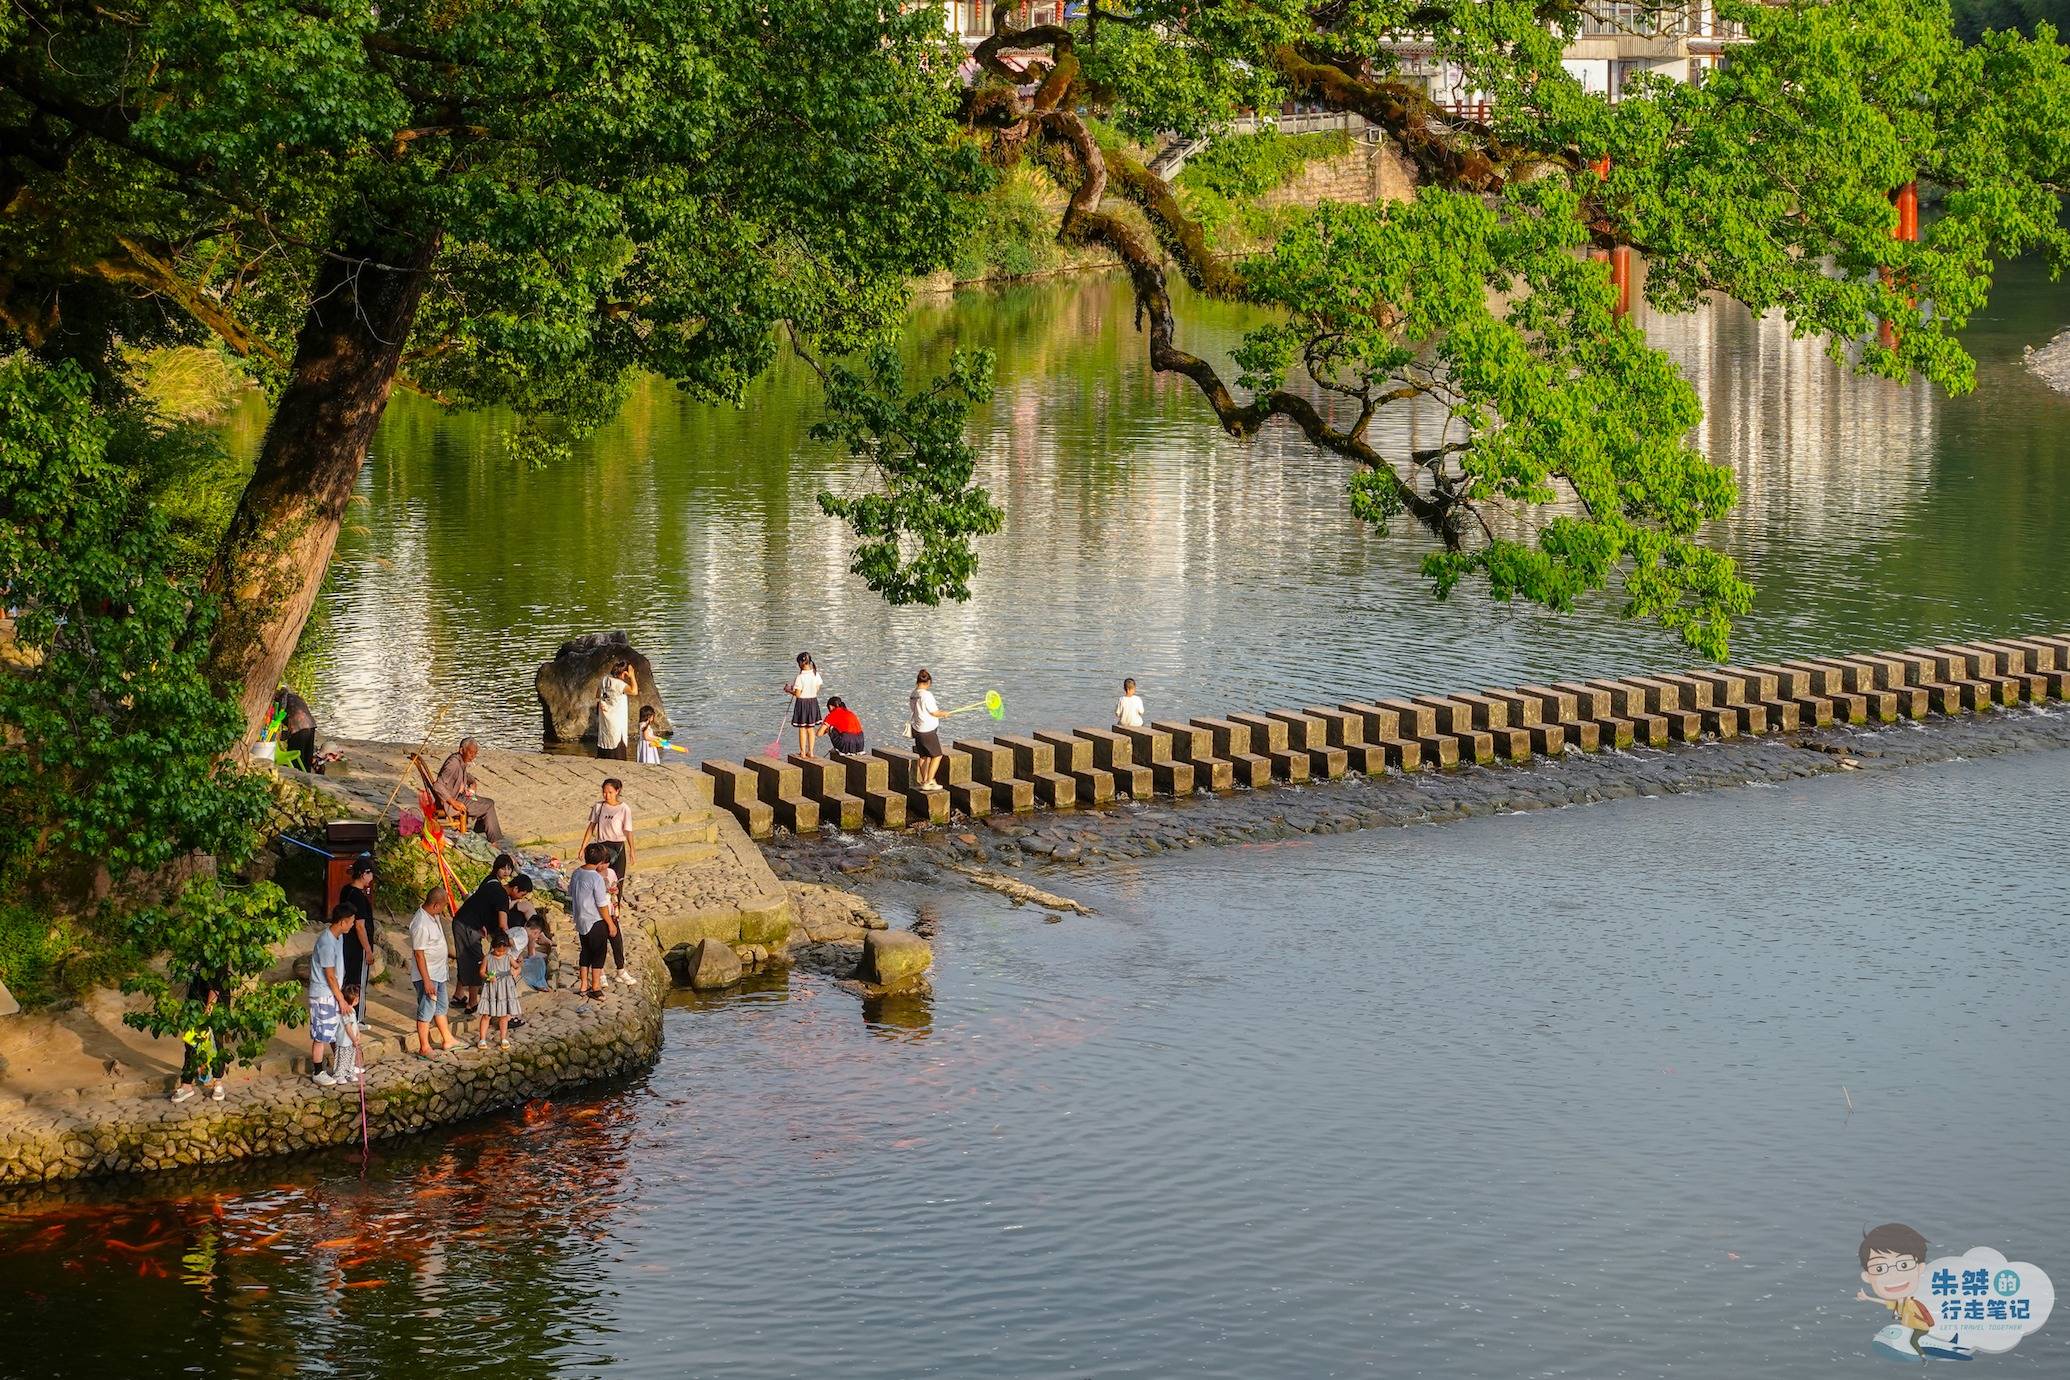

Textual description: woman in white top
[1116,677,1146,729]
[908,667,948,791]
[786,652,826,758]
[596,659,636,761]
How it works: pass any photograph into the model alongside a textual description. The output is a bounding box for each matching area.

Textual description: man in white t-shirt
[1116,677,1146,729]
[408,887,458,1057]
[908,668,947,792]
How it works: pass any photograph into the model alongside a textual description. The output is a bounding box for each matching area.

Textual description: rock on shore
[2024,329,2070,395]
[536,632,672,744]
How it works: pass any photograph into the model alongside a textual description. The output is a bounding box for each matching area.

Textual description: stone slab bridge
[694,634,2070,839]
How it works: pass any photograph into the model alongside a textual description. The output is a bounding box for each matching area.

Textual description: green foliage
[1238,188,1752,656]
[118,343,252,427]
[119,880,306,1065]
[813,347,1004,605]
[11,0,2069,674]
[1,0,989,422]
[1048,0,2070,655]
[0,356,302,1050]
[1074,7,1298,142]
[0,357,270,880]
[1597,0,2070,394]
[952,169,1067,282]
[1182,129,1355,202]
[0,900,139,1009]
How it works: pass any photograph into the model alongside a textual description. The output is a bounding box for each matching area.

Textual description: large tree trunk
[204,232,437,736]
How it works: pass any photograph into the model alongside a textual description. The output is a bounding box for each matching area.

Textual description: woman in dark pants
[337,858,376,1019]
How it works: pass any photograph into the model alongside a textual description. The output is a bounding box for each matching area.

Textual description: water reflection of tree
[0,1095,641,1377]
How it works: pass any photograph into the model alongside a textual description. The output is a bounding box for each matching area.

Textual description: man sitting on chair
[434,738,508,846]
[272,685,323,774]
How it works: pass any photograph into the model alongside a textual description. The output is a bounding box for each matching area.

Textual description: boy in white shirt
[1116,678,1146,729]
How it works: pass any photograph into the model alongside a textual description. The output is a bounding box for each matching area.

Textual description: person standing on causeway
[786,652,825,758]
[909,669,947,792]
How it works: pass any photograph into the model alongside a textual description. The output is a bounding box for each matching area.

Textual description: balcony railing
[1575,4,1746,39]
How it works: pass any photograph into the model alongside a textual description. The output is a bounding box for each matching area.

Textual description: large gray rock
[858,929,932,990]
[535,632,672,744]
[682,937,743,991]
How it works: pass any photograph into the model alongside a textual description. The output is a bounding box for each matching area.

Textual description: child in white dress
[476,934,521,1049]
[332,983,366,1084]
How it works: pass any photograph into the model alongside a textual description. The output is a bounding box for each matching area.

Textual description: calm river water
[4,747,2067,1376]
[266,261,2070,758]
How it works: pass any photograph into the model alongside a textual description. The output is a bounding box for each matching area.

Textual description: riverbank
[0,741,903,1188]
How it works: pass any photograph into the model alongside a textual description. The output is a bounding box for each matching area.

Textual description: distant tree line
[1952,0,2070,40]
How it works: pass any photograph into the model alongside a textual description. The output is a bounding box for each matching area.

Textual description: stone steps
[692,632,2070,837]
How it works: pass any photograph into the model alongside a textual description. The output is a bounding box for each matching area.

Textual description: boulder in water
[682,937,743,990]
[858,929,932,990]
[535,632,672,744]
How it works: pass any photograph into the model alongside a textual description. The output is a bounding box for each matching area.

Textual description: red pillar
[1895,181,1918,242]
[1879,181,1918,351]
[1587,155,1627,317]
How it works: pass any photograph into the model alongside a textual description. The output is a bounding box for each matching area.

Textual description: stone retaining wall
[1257,140,1416,210]
[705,634,2070,839]
[0,922,665,1188]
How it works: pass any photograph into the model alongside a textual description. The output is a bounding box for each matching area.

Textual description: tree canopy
[2,0,985,727]
[4,0,2068,718]
[956,0,2070,655]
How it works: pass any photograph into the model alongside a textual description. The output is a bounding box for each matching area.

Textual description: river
[253,261,2070,759]
[20,260,2062,1377]
[4,746,2067,1375]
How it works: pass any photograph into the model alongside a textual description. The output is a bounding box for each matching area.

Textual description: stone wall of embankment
[0,921,665,1187]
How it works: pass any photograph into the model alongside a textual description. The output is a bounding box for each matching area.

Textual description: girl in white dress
[636,705,664,764]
